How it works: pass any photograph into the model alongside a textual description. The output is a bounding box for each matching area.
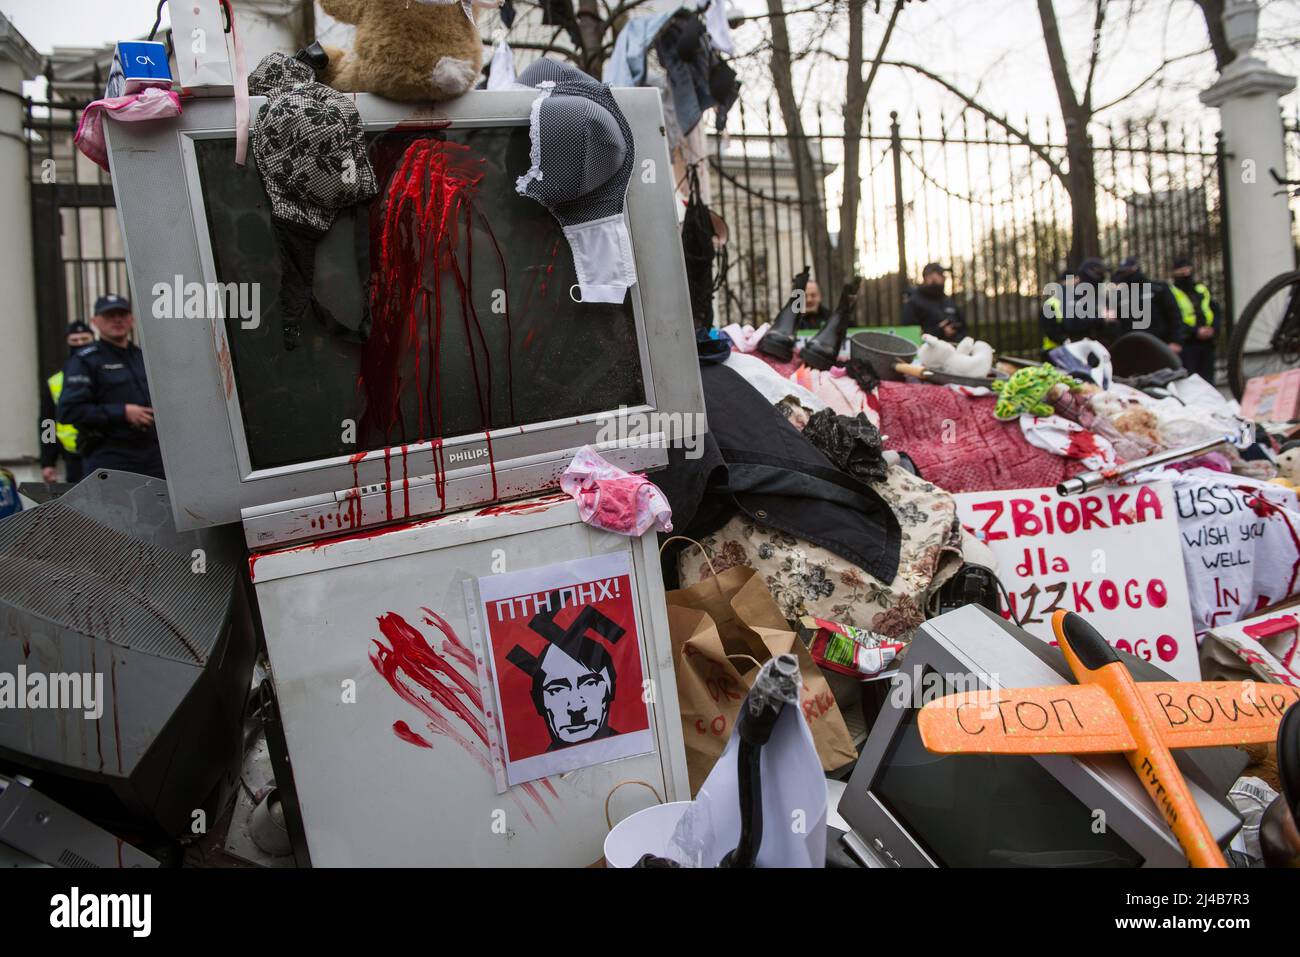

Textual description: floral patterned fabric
[677,464,966,640]
[249,53,377,232]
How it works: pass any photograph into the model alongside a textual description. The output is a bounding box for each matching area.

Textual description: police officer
[902,263,967,342]
[1111,255,1184,351]
[40,320,95,484]
[1170,256,1221,382]
[1041,258,1115,357]
[58,295,165,479]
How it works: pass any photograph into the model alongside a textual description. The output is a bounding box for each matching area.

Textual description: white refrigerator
[249,494,689,866]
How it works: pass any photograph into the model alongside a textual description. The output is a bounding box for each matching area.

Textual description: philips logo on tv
[448,447,490,466]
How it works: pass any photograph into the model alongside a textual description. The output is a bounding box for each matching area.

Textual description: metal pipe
[1056,434,1237,497]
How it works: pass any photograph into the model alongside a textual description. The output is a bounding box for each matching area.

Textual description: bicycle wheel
[1228,269,1300,399]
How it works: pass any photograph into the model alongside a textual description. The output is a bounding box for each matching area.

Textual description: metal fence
[707,103,1229,357]
[1283,111,1300,257]
[25,95,128,376]
[24,85,1229,367]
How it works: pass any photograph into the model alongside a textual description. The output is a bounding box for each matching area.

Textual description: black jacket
[1114,272,1185,345]
[1041,280,1112,346]
[656,363,901,586]
[901,286,967,341]
[58,340,162,466]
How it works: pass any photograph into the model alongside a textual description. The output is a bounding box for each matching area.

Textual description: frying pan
[894,362,1004,389]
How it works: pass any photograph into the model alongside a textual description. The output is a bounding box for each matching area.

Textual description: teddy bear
[1109,405,1163,450]
[319,0,501,102]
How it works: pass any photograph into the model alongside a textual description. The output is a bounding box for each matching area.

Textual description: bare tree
[765,0,905,290]
[1192,0,1236,70]
[875,0,1228,268]
[503,0,661,76]
[838,0,905,284]
[840,0,867,285]
[1037,0,1104,265]
[765,0,837,289]
[575,0,611,76]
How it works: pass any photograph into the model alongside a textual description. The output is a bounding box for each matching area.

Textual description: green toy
[991,364,1082,421]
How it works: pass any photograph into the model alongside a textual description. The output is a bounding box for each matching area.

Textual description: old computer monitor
[103,89,703,547]
[838,604,1246,868]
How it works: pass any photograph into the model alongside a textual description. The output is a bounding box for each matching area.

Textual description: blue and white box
[116,41,173,94]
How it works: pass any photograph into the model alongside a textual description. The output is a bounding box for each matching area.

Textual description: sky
[0,0,165,52]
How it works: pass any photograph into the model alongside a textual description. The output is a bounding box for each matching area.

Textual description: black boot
[758,266,811,362]
[801,277,862,370]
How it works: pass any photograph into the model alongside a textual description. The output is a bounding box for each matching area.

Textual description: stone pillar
[1201,0,1297,320]
[0,16,43,483]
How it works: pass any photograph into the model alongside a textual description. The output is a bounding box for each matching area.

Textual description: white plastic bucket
[603,800,693,868]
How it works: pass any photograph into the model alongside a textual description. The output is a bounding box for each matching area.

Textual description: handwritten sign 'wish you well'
[955,481,1199,681]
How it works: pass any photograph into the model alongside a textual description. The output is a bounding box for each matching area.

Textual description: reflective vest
[1170,282,1214,328]
[46,371,79,454]
[1042,296,1063,351]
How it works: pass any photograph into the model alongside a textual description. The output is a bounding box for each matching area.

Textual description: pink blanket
[876,381,1086,493]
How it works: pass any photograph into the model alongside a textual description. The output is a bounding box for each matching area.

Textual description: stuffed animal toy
[990,364,1081,421]
[319,0,501,102]
[1277,445,1300,485]
[956,336,995,371]
[916,335,994,379]
[1110,405,1163,449]
[914,334,954,372]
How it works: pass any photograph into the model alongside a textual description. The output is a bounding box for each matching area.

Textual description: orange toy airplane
[919,610,1300,868]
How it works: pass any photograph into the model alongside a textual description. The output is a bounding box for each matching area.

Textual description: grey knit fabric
[516,58,634,227]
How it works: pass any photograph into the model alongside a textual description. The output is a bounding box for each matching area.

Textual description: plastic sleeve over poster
[475,552,655,788]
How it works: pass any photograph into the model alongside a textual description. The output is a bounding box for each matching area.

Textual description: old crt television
[102,89,703,546]
[838,605,1246,868]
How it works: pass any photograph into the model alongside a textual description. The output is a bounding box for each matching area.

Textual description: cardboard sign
[475,553,653,788]
[955,481,1199,681]
[1240,369,1300,423]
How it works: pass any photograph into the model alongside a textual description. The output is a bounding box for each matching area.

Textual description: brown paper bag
[665,563,859,794]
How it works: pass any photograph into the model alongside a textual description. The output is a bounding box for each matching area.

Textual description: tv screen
[873,690,1145,868]
[193,125,647,472]
[106,89,701,533]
